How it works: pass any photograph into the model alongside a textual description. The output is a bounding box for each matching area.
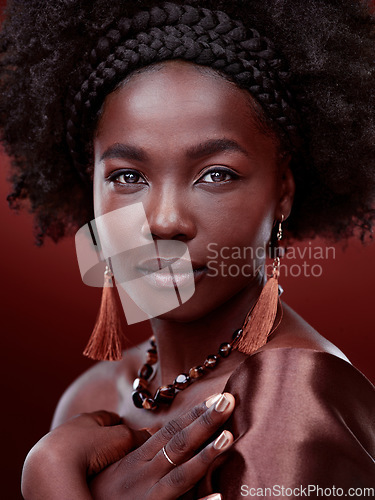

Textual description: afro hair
[0,0,375,244]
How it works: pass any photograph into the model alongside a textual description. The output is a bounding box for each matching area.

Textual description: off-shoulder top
[184,347,375,499]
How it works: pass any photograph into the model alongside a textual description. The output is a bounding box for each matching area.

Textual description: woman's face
[93,60,294,321]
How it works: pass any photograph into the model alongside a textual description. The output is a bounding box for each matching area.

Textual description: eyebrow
[186,138,249,159]
[100,138,249,163]
[100,143,148,162]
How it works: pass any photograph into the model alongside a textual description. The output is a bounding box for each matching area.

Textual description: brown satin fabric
[183,348,375,499]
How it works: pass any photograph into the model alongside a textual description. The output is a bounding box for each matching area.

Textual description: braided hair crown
[66,1,301,176]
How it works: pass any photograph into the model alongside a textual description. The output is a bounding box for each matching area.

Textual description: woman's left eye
[198,168,237,183]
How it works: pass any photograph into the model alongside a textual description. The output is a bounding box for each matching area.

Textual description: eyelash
[107,167,239,186]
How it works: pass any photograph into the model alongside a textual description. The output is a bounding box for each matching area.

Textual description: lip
[136,258,205,274]
[135,259,207,289]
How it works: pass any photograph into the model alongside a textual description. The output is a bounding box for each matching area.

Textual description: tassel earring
[236,215,284,355]
[83,263,124,361]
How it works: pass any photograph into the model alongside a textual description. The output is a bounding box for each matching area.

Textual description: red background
[1,1,375,496]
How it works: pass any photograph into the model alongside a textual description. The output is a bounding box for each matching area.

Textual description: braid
[66,2,302,177]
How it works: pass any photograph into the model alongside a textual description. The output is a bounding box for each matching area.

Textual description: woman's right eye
[108,170,147,185]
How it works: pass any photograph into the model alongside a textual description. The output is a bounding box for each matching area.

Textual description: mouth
[136,257,206,273]
[136,257,182,273]
[135,258,207,289]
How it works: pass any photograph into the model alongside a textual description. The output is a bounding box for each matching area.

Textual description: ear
[274,153,295,222]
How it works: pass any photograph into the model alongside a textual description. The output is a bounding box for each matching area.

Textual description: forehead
[94,60,277,158]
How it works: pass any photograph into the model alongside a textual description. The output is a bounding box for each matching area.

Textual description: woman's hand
[21,410,148,500]
[21,393,234,500]
[90,393,235,500]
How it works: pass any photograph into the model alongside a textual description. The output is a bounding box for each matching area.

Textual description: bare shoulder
[259,302,350,363]
[51,342,146,429]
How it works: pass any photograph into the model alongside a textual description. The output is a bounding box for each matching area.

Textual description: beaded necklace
[132,329,243,411]
[132,282,283,411]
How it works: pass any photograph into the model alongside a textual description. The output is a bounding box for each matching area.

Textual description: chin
[151,285,240,323]
[153,301,213,323]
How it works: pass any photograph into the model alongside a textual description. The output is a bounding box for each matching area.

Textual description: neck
[149,272,265,384]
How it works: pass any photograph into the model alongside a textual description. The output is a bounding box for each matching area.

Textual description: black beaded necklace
[132,329,243,411]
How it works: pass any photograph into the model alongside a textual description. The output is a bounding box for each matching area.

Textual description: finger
[154,393,235,472]
[140,392,230,459]
[151,430,233,499]
[67,412,138,476]
[141,394,226,437]
[199,494,222,500]
[132,428,152,447]
[87,425,138,476]
[89,410,123,427]
[71,410,122,428]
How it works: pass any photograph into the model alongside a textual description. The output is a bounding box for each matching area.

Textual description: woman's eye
[199,168,237,183]
[109,171,146,185]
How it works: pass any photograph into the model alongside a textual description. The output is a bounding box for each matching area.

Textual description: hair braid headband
[66,2,302,176]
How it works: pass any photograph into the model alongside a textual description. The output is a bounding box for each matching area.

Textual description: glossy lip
[135,258,208,289]
[136,258,205,273]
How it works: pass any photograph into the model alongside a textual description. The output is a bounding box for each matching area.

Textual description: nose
[141,186,197,241]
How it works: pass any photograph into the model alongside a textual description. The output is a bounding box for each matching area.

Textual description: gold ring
[162,445,177,467]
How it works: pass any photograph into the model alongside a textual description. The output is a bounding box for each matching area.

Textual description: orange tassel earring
[83,263,124,361]
[236,215,284,355]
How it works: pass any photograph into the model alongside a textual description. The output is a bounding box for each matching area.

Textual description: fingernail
[204,494,222,500]
[214,430,231,450]
[205,394,222,408]
[215,394,230,413]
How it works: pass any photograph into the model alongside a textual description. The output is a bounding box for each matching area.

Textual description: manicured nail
[215,394,230,413]
[205,394,222,408]
[214,430,231,450]
[204,494,222,500]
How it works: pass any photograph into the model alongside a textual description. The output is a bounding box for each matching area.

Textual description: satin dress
[183,347,375,498]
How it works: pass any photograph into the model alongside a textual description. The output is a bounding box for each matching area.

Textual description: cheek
[198,182,278,280]
[200,185,277,249]
[204,209,274,274]
[237,202,275,247]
